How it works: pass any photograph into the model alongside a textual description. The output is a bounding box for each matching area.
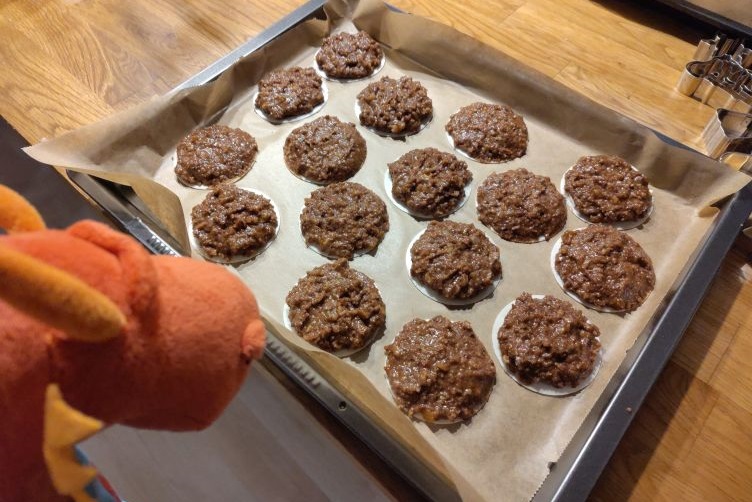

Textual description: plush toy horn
[0,246,126,342]
[0,185,125,342]
[0,185,45,233]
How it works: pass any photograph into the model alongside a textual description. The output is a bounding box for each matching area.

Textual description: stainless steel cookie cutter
[702,108,752,173]
[692,34,722,61]
[677,36,752,114]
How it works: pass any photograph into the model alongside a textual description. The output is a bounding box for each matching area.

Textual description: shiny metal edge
[263,334,457,502]
[176,0,327,91]
[533,181,752,502]
[67,173,183,257]
[64,2,752,501]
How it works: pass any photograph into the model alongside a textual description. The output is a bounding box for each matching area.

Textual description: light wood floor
[1,0,751,500]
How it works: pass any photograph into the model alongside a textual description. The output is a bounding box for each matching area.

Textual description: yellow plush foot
[43,384,103,502]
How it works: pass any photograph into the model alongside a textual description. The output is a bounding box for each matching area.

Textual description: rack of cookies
[32,0,752,500]
[166,27,663,418]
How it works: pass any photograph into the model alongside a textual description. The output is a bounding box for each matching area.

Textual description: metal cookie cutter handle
[702,108,752,173]
[678,36,752,113]
[677,58,710,96]
[693,34,722,61]
[731,79,752,113]
[681,56,748,105]
[677,35,725,96]
[678,56,729,98]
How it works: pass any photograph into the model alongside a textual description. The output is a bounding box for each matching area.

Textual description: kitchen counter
[1,1,750,500]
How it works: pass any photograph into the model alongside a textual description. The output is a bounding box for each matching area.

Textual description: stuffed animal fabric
[0,185,266,502]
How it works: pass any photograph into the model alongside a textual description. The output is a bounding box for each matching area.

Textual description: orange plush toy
[0,185,266,502]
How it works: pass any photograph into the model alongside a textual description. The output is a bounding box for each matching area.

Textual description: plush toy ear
[0,185,46,233]
[66,221,157,318]
[0,245,126,342]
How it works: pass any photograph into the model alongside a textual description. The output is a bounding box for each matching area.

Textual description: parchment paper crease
[25,1,750,500]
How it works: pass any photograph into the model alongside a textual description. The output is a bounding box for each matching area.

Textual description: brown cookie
[499,293,601,388]
[385,316,496,422]
[477,168,565,242]
[388,148,472,218]
[255,67,324,121]
[301,182,389,259]
[555,225,655,312]
[564,155,652,224]
[357,76,432,135]
[287,259,385,354]
[191,184,277,260]
[175,125,257,187]
[284,116,366,184]
[446,102,528,162]
[410,220,501,300]
[315,31,383,80]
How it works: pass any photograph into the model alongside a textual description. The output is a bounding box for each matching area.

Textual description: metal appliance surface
[654,0,752,37]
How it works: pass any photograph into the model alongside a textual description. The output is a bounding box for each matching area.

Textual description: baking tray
[64,1,752,500]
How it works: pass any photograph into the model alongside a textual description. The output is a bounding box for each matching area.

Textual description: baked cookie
[554,225,655,312]
[284,116,366,184]
[316,31,383,80]
[446,102,528,162]
[410,220,501,300]
[477,168,565,242]
[301,182,389,259]
[499,293,600,388]
[357,76,432,135]
[385,316,496,422]
[388,148,472,218]
[255,67,324,121]
[191,184,277,260]
[286,259,385,354]
[175,125,257,187]
[564,154,651,224]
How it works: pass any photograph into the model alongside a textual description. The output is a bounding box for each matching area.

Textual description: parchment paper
[25,1,750,500]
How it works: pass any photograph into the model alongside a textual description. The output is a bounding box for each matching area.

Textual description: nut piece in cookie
[287,259,386,354]
[477,168,565,242]
[301,181,389,259]
[446,102,528,162]
[316,31,384,80]
[191,184,278,261]
[385,316,496,422]
[499,293,600,388]
[555,225,655,312]
[255,67,324,121]
[357,76,433,136]
[564,154,652,224]
[284,115,367,184]
[175,125,258,187]
[410,220,501,300]
[388,147,472,218]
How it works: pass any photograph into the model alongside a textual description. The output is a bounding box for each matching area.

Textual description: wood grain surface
[1,0,751,500]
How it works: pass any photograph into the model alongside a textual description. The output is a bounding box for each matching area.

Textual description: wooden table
[1,1,751,500]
